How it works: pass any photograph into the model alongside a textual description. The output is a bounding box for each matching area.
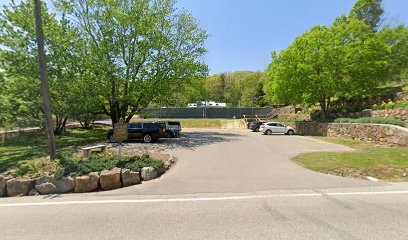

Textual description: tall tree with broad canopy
[350,0,383,31]
[0,0,97,133]
[56,0,208,124]
[378,26,408,81]
[266,16,390,120]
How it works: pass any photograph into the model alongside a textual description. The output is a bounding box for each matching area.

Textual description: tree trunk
[320,97,331,121]
[54,116,68,135]
[34,0,56,161]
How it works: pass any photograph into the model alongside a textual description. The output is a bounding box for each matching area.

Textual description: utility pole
[34,0,57,161]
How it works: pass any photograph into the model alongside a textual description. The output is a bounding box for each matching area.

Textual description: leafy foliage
[184,71,268,107]
[0,1,99,132]
[55,153,164,177]
[55,0,208,124]
[373,101,408,110]
[350,0,383,31]
[266,14,393,119]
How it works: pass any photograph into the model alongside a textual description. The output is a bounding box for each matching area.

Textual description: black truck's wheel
[143,134,153,143]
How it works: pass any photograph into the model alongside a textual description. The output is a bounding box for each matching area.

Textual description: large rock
[74,172,99,193]
[6,178,35,197]
[157,166,166,176]
[0,175,7,197]
[28,188,40,196]
[36,176,75,193]
[141,167,157,181]
[35,183,57,195]
[100,168,122,191]
[121,169,141,187]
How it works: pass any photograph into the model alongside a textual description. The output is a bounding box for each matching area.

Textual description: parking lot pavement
[103,129,385,196]
[2,129,406,240]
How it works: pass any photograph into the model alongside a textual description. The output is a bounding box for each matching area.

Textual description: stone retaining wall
[288,122,408,147]
[372,109,408,121]
[0,154,176,198]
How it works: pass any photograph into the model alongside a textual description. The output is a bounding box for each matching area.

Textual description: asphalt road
[1,129,407,240]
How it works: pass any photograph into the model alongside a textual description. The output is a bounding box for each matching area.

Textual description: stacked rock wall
[371,109,408,121]
[291,122,408,147]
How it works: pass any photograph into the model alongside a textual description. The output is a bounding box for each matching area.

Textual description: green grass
[297,137,408,181]
[334,117,405,127]
[0,127,108,174]
[298,148,408,170]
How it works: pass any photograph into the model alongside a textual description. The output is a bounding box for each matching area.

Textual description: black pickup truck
[158,121,182,138]
[107,122,164,143]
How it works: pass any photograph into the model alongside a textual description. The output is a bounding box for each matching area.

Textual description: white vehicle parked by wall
[259,122,296,135]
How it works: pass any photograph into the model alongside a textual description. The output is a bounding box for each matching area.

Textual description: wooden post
[34,0,57,161]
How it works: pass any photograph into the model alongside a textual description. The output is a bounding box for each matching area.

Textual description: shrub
[334,117,405,127]
[394,101,408,109]
[16,165,32,176]
[55,153,164,178]
[372,100,408,110]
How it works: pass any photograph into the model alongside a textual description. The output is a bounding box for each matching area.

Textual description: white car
[259,122,296,135]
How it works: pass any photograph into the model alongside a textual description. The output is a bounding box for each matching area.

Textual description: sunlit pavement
[1,129,407,240]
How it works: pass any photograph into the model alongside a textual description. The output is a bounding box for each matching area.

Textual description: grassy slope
[0,127,107,173]
[296,137,408,181]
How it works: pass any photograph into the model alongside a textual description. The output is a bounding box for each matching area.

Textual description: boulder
[157,166,166,176]
[141,167,157,181]
[100,168,122,191]
[6,178,35,197]
[0,175,7,197]
[74,172,99,193]
[53,177,75,193]
[164,160,171,170]
[36,176,75,193]
[35,182,57,195]
[28,188,40,196]
[121,169,141,187]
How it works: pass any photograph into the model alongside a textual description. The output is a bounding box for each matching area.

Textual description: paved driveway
[2,129,408,240]
[101,129,384,196]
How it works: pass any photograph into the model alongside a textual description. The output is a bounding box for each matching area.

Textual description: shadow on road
[108,130,243,152]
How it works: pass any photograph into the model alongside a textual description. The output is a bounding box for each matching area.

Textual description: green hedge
[334,117,405,127]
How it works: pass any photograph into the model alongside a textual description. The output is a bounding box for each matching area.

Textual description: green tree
[378,25,408,81]
[205,74,224,102]
[350,0,383,31]
[266,16,390,119]
[0,0,99,133]
[56,0,208,124]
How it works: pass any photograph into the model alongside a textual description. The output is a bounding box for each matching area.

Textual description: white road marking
[1,190,408,208]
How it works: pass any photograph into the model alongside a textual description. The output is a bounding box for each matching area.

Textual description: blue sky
[176,0,408,74]
[1,0,407,75]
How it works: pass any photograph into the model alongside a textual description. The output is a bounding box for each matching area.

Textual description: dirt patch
[117,150,172,162]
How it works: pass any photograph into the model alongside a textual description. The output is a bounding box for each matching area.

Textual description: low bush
[334,117,405,127]
[394,101,408,109]
[373,101,408,110]
[55,152,164,178]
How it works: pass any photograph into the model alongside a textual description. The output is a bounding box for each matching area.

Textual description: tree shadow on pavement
[108,131,243,152]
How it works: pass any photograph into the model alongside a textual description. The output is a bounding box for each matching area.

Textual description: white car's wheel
[287,130,295,135]
[265,130,272,135]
